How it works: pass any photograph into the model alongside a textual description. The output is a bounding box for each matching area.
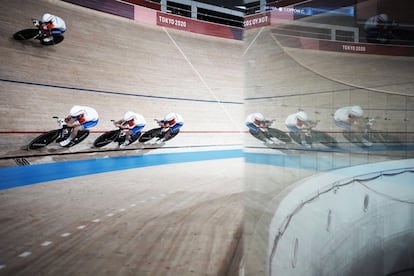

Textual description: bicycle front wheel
[28,130,60,150]
[311,130,338,148]
[93,130,119,148]
[13,29,39,40]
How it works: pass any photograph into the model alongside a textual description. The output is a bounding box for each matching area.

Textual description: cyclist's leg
[80,120,98,134]
[44,28,65,42]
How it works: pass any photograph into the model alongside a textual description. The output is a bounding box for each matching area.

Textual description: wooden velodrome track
[1,0,414,275]
[0,0,244,275]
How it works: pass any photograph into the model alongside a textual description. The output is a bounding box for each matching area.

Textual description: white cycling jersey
[42,13,66,31]
[285,112,305,133]
[334,106,353,123]
[80,106,99,122]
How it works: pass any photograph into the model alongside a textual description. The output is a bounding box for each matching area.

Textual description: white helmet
[253,113,265,122]
[378,13,388,23]
[165,113,177,125]
[70,105,84,117]
[42,13,54,23]
[296,111,308,122]
[350,105,363,117]
[123,111,135,121]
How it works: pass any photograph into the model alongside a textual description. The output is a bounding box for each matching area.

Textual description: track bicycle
[303,120,338,148]
[342,117,399,148]
[248,120,292,145]
[93,120,140,148]
[27,117,89,150]
[13,19,64,46]
[286,120,338,149]
[138,127,167,144]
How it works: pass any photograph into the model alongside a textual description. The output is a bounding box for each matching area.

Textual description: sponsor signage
[156,11,243,40]
[244,12,270,29]
[157,12,188,30]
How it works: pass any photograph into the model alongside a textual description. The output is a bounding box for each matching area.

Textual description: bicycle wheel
[364,130,388,145]
[311,130,338,148]
[28,129,60,150]
[41,35,64,46]
[139,128,163,143]
[267,128,292,143]
[93,130,119,148]
[65,130,90,148]
[342,131,372,148]
[378,132,401,145]
[13,29,39,40]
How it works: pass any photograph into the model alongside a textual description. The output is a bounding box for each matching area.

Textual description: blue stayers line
[0,150,243,190]
[0,79,243,105]
[244,152,349,171]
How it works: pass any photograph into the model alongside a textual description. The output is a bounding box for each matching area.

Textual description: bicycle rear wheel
[41,35,64,46]
[93,130,119,148]
[364,130,387,144]
[65,130,90,148]
[139,128,163,143]
[28,129,60,150]
[13,29,39,40]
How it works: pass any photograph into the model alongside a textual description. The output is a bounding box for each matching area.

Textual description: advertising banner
[156,12,243,40]
[244,12,271,30]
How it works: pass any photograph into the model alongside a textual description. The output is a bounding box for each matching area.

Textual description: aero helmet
[378,13,388,23]
[350,106,363,117]
[296,111,308,122]
[70,105,84,117]
[123,111,135,121]
[253,113,265,122]
[165,113,177,125]
[42,13,54,23]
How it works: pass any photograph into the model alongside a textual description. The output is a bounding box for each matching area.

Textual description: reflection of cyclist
[285,111,311,148]
[334,105,364,130]
[245,113,275,144]
[364,13,394,43]
[60,105,99,146]
[155,113,184,144]
[32,13,66,42]
[114,111,146,149]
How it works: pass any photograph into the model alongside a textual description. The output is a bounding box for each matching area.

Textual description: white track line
[269,33,412,97]
[41,241,53,247]
[243,27,264,56]
[18,251,31,258]
[163,27,243,132]
[4,192,181,269]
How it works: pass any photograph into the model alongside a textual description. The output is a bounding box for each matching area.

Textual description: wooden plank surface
[0,0,243,275]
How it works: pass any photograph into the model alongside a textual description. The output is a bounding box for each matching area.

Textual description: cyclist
[114,111,146,148]
[32,13,66,42]
[60,105,99,147]
[155,112,184,144]
[285,111,311,148]
[334,105,364,130]
[364,13,392,43]
[245,113,276,144]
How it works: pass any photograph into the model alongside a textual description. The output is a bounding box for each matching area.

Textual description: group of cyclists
[59,105,184,148]
[30,11,389,149]
[246,105,365,147]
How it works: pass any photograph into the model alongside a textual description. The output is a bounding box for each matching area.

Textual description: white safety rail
[272,19,359,42]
